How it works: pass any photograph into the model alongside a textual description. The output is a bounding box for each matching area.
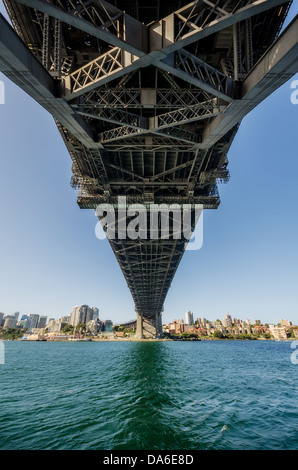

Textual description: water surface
[0,340,297,450]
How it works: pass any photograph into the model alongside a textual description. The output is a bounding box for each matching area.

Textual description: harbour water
[0,340,297,450]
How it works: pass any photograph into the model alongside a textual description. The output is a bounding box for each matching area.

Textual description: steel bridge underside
[0,0,297,337]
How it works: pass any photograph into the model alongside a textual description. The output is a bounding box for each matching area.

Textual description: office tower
[185,311,194,325]
[91,307,99,320]
[70,305,100,326]
[14,312,20,321]
[28,314,40,329]
[3,316,17,329]
[222,314,232,327]
[38,316,47,329]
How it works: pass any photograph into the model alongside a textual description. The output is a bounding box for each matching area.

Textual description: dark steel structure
[0,0,297,337]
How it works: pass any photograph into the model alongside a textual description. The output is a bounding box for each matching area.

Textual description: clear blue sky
[0,4,297,325]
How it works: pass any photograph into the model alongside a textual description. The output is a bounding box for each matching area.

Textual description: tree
[61,324,74,334]
[214,330,224,339]
[76,323,86,333]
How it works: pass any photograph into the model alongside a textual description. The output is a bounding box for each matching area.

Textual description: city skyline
[0,4,297,327]
[0,304,296,328]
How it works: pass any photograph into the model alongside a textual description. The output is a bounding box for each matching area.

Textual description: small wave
[221,425,229,433]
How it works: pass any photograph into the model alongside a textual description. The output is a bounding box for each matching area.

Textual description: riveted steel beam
[0,13,98,148]
[14,0,146,57]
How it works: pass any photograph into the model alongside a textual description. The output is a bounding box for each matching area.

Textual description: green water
[0,340,297,450]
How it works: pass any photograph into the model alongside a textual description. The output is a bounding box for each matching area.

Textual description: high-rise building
[28,314,40,330]
[70,305,99,326]
[222,314,232,327]
[91,307,99,320]
[38,316,47,329]
[185,311,194,325]
[60,316,70,323]
[3,316,17,329]
[0,313,4,327]
[14,312,20,321]
[18,315,28,328]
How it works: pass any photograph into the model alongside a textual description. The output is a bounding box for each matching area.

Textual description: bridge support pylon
[136,312,162,340]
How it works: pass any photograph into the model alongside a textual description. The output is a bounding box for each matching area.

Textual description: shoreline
[1,337,294,342]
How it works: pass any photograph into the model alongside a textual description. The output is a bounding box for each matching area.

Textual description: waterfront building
[70,305,99,326]
[3,315,17,329]
[91,307,99,320]
[197,327,208,336]
[27,314,40,330]
[185,311,194,325]
[269,326,288,340]
[222,314,232,327]
[18,316,29,328]
[86,319,103,334]
[46,319,67,333]
[103,320,113,332]
[14,312,20,321]
[280,319,292,327]
[0,313,4,327]
[60,316,70,323]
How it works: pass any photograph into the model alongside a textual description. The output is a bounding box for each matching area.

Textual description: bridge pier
[136,312,162,340]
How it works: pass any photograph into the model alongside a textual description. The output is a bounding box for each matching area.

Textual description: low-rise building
[86,319,103,334]
[46,319,67,333]
[269,326,288,340]
[280,319,292,327]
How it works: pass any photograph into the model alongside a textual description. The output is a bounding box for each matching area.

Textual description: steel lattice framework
[0,0,297,337]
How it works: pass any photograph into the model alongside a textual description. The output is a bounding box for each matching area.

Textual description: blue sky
[0,4,297,325]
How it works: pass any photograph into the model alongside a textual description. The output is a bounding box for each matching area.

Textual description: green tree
[61,324,74,334]
[76,323,86,333]
[214,330,224,339]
